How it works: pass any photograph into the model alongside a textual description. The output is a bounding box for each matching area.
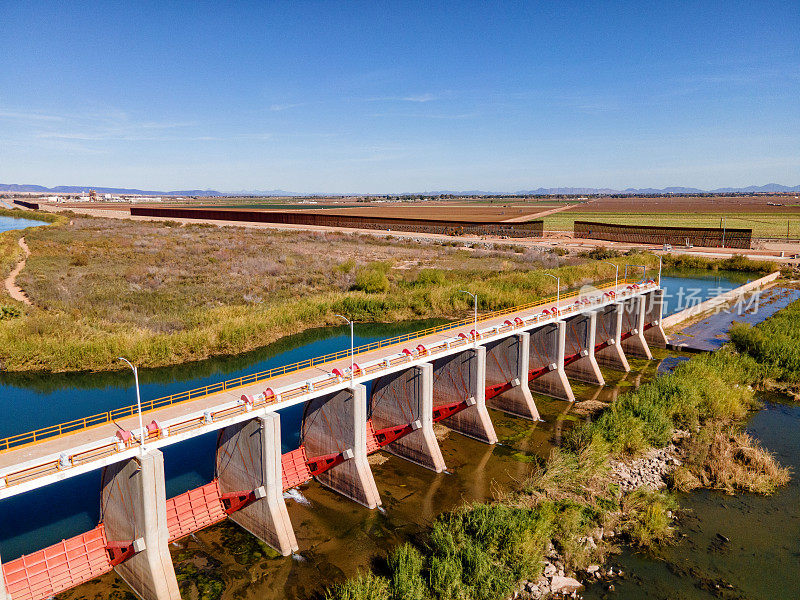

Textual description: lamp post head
[118,357,136,372]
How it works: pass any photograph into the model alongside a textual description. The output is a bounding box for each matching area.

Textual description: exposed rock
[586,565,600,574]
[550,575,583,594]
[610,435,688,492]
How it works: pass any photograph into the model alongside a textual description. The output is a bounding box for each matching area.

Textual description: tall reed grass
[730,299,800,382]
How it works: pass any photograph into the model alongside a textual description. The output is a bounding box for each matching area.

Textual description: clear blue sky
[1,1,798,193]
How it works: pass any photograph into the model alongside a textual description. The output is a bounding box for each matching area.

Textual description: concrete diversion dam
[0,270,775,600]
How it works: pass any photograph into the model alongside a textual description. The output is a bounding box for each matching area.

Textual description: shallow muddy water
[669,285,800,351]
[53,358,663,600]
[582,396,800,600]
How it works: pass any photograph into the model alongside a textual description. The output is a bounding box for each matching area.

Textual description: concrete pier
[216,412,298,555]
[0,554,6,600]
[621,296,652,359]
[432,346,497,444]
[528,321,575,401]
[484,332,540,420]
[594,303,630,372]
[301,385,382,509]
[100,449,180,600]
[643,289,669,348]
[371,364,446,472]
[563,311,605,385]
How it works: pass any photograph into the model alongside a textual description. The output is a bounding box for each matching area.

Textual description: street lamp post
[118,357,146,455]
[459,290,478,347]
[658,255,662,286]
[542,273,560,316]
[601,261,618,291]
[334,314,354,384]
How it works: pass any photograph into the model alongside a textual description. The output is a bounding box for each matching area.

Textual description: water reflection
[0,215,49,234]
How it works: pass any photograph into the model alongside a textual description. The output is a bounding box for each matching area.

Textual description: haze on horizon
[1,1,798,194]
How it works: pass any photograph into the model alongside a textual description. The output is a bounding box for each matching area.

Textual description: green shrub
[0,305,22,321]
[662,253,775,273]
[326,572,391,600]
[730,300,800,381]
[585,349,761,455]
[427,554,462,599]
[620,489,677,548]
[415,268,446,286]
[335,258,356,273]
[352,263,390,293]
[579,247,621,260]
[388,544,427,600]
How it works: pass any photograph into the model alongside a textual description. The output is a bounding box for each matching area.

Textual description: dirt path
[4,237,32,305]
[501,201,583,222]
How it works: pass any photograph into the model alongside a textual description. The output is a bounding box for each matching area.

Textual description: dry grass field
[1,213,643,371]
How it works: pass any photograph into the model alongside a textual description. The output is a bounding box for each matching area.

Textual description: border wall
[12,199,39,210]
[129,207,544,238]
[574,220,751,249]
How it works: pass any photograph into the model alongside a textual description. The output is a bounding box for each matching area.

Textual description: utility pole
[721,217,726,249]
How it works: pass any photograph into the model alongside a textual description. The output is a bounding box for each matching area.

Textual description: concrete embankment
[663,271,781,329]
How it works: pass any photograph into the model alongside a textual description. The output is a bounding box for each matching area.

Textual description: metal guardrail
[0,279,637,454]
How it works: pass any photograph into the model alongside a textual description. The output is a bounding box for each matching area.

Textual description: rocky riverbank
[609,430,690,493]
[514,542,626,599]
[511,430,695,599]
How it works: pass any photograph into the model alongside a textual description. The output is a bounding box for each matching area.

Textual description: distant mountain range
[501,184,799,195]
[1,183,799,197]
[0,183,223,196]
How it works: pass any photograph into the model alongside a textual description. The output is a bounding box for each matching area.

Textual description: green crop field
[543,212,800,238]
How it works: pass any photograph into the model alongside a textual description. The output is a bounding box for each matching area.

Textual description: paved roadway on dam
[0,281,639,478]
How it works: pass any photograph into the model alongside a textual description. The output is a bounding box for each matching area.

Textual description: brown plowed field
[285,204,557,222]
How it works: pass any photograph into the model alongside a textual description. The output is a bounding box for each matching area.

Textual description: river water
[0,215,48,234]
[658,269,757,317]
[0,268,794,599]
[582,395,800,600]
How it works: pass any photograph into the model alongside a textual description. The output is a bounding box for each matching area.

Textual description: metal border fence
[130,207,544,238]
[574,220,752,249]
